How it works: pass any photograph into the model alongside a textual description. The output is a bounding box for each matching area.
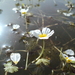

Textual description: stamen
[14,61,18,64]
[22,12,27,14]
[65,57,72,63]
[39,34,47,37]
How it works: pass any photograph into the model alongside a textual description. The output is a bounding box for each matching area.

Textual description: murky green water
[0,0,75,75]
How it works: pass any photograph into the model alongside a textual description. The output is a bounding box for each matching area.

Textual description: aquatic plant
[4,62,18,75]
[60,49,75,63]
[1,0,75,75]
[35,58,50,66]
[20,8,29,16]
[12,3,30,17]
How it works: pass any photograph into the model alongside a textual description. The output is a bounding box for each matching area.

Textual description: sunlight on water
[0,0,75,75]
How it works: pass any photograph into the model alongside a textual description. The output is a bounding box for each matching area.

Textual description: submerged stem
[32,40,45,63]
[25,15,28,30]
[5,72,8,75]
[25,51,29,70]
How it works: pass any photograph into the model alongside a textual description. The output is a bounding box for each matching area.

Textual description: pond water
[0,0,75,75]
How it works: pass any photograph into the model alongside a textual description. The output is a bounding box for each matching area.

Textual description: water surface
[0,0,75,75]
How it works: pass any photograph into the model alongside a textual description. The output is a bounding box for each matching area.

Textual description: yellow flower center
[65,57,68,59]
[65,57,72,63]
[39,34,47,37]
[22,12,27,14]
[14,61,18,64]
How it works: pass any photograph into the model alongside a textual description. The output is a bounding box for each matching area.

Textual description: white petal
[20,9,29,13]
[63,13,73,16]
[62,54,68,58]
[64,49,74,55]
[42,27,51,34]
[13,24,20,30]
[12,8,18,13]
[12,8,18,11]
[30,29,41,38]
[39,37,49,39]
[47,30,54,37]
[10,53,21,64]
[29,30,35,37]
[69,56,75,61]
[57,10,60,13]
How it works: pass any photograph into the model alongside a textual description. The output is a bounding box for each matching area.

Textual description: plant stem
[32,40,45,63]
[25,51,29,70]
[25,15,28,30]
[5,72,8,75]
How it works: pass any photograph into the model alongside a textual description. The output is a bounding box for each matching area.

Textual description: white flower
[4,62,18,73]
[10,53,21,64]
[12,8,19,13]
[62,54,75,63]
[29,27,54,39]
[63,49,74,55]
[63,12,73,16]
[65,56,75,63]
[20,8,29,16]
[57,10,60,13]
[12,24,20,30]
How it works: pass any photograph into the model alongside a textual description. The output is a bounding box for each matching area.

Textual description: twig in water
[61,26,72,39]
[53,46,62,53]
[63,38,75,46]
[25,51,29,70]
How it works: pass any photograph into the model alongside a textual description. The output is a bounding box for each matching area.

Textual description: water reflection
[0,0,75,75]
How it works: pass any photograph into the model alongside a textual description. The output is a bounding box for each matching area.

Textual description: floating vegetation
[35,58,50,66]
[1,0,75,75]
[4,62,18,73]
[57,9,73,16]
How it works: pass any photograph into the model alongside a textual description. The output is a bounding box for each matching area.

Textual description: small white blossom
[12,8,19,13]
[12,24,20,30]
[20,8,29,16]
[60,49,75,63]
[29,27,54,39]
[63,12,73,16]
[10,53,21,64]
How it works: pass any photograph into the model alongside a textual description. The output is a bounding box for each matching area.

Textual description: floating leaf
[4,62,18,73]
[35,58,50,66]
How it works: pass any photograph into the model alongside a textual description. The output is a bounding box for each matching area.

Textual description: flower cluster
[60,49,75,63]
